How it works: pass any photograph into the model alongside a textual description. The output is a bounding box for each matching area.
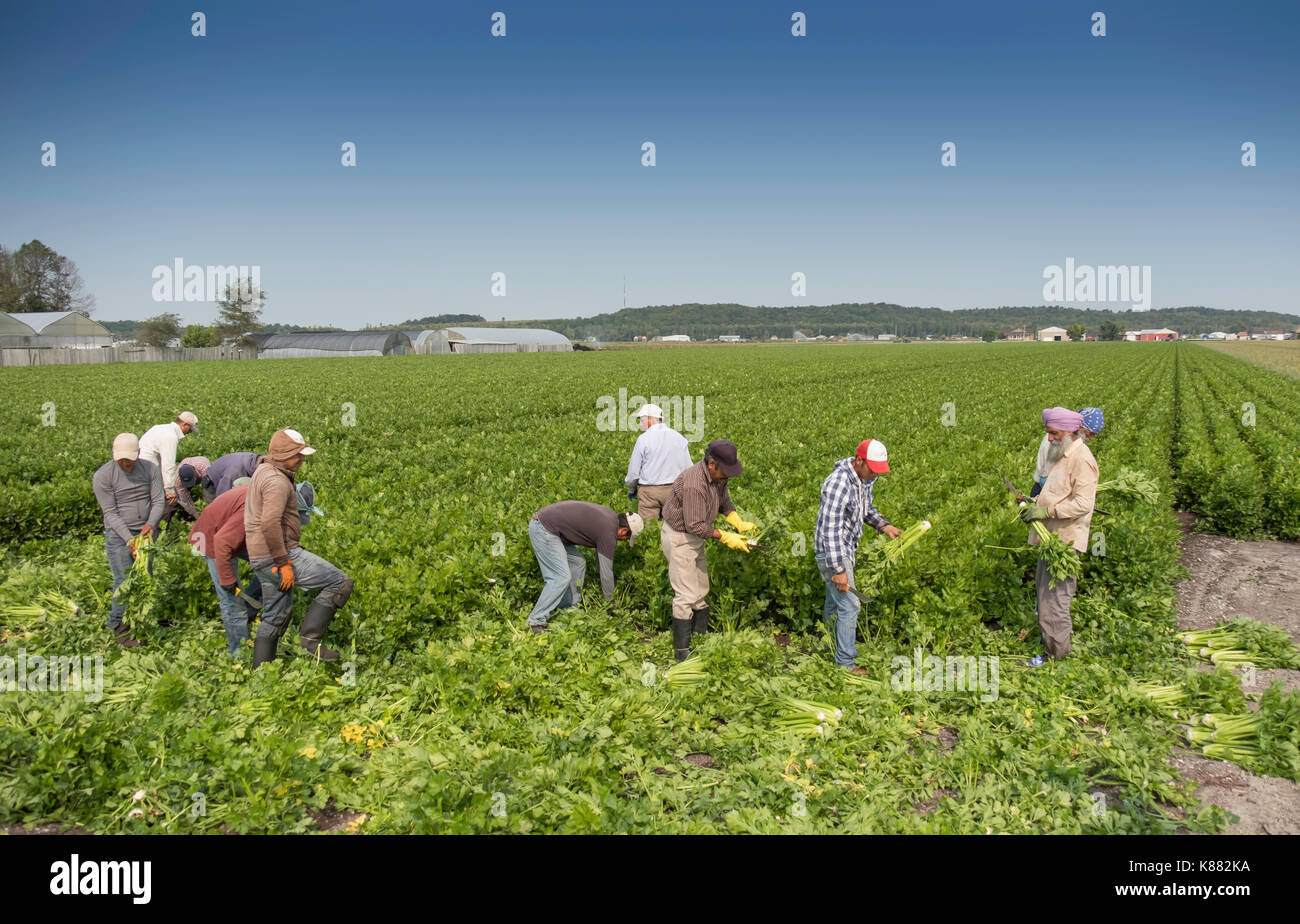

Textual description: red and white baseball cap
[856,439,890,474]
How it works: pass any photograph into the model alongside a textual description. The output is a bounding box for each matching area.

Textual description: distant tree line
[473,303,1299,342]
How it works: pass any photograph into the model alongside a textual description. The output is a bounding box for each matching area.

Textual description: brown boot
[113,622,142,648]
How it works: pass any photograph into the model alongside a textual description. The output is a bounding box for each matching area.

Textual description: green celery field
[1,341,1297,833]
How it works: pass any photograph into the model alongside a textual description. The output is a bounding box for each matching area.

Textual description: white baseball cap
[112,433,139,461]
[179,411,199,432]
[634,404,664,420]
[624,512,645,547]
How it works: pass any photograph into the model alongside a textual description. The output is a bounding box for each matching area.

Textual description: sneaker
[530,624,547,635]
[1026,654,1046,668]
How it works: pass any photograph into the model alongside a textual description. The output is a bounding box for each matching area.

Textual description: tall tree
[1098,320,1123,341]
[1067,323,1086,342]
[138,313,182,347]
[0,246,17,313]
[215,277,266,343]
[5,239,95,314]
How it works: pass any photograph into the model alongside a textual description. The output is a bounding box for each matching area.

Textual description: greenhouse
[255,330,413,358]
[415,326,572,355]
[0,312,39,348]
[3,311,113,348]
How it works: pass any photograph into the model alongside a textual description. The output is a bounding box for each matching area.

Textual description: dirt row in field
[1173,517,1300,835]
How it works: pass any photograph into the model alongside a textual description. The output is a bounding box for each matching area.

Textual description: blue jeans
[250,547,349,642]
[527,518,585,627]
[105,529,152,629]
[206,556,263,656]
[816,553,861,668]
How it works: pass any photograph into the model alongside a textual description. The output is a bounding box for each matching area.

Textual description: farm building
[1037,326,1069,342]
[3,311,113,348]
[656,334,692,343]
[409,327,572,355]
[1005,328,1033,342]
[255,330,412,358]
[1124,328,1178,342]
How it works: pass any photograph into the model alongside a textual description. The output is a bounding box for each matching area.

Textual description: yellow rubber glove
[725,511,756,533]
[718,531,752,552]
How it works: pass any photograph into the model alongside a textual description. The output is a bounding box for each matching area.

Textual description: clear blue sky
[1,0,1296,324]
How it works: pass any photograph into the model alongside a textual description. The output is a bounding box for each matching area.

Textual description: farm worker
[1022,407,1099,665]
[159,455,211,525]
[245,428,353,667]
[190,482,322,657]
[138,411,198,506]
[814,439,903,673]
[660,439,754,661]
[625,403,692,521]
[1030,407,1103,498]
[526,503,644,632]
[202,451,265,502]
[92,433,163,648]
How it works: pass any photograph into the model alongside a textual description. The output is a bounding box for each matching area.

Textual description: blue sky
[1,0,1296,324]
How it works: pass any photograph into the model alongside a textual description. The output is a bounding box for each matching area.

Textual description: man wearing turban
[1022,407,1099,664]
[1030,407,1104,498]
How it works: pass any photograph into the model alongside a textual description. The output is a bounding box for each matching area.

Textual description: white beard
[1046,433,1075,464]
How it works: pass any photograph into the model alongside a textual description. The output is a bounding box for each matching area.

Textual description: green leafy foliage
[2,342,1291,832]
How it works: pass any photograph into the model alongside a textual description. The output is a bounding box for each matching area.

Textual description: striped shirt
[814,458,890,574]
[663,459,736,540]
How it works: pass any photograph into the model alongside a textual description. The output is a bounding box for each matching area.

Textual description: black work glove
[221,582,237,593]
[1029,481,1043,499]
[627,483,638,500]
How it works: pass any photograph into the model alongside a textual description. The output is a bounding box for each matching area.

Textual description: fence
[0,345,260,367]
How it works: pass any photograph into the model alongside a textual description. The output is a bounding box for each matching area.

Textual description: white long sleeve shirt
[138,422,187,495]
[1033,434,1051,485]
[626,423,691,490]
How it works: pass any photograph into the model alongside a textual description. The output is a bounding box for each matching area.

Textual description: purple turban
[1042,407,1083,432]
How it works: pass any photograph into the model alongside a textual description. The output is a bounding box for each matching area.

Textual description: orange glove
[273,562,295,590]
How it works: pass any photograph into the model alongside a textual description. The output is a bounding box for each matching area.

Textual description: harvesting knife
[1002,472,1109,516]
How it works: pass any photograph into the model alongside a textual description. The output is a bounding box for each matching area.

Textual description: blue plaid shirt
[814,458,890,574]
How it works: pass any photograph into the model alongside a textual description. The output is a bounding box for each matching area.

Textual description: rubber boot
[672,617,692,662]
[113,622,142,648]
[253,635,278,667]
[299,598,341,661]
[691,604,710,634]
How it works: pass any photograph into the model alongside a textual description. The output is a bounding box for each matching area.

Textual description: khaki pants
[636,484,674,521]
[1035,557,1077,659]
[661,521,708,622]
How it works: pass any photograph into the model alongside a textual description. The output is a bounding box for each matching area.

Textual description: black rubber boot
[672,617,692,662]
[691,605,710,634]
[299,598,341,661]
[253,635,278,667]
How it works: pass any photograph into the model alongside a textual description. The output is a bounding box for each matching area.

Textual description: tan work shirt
[1028,438,1098,553]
